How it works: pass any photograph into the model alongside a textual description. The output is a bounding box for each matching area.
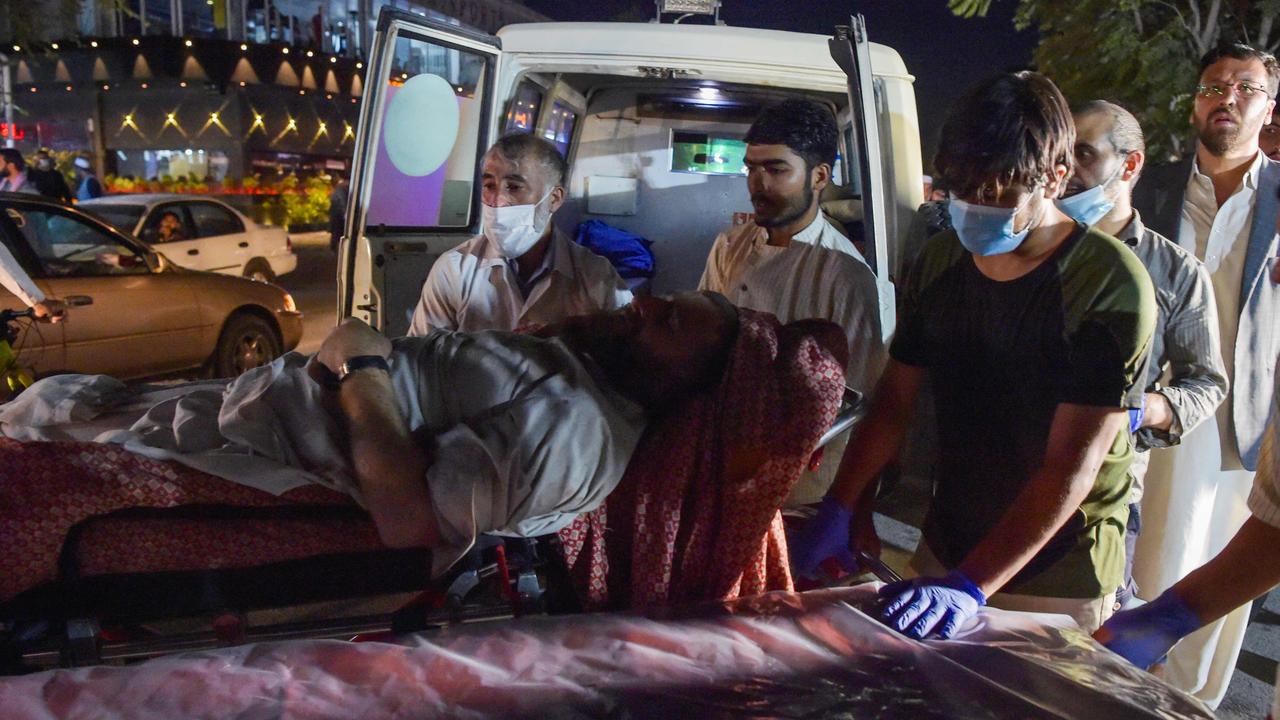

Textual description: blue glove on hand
[1096,589,1202,670]
[1128,397,1146,434]
[791,496,859,579]
[877,570,987,640]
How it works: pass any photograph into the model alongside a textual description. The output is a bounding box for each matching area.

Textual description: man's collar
[1190,149,1265,189]
[481,226,573,278]
[784,209,828,246]
[1116,210,1145,246]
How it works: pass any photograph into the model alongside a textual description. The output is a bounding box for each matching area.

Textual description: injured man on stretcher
[0,291,739,577]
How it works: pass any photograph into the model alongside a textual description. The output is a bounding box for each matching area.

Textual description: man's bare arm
[318,319,441,549]
[959,404,1126,597]
[828,359,925,509]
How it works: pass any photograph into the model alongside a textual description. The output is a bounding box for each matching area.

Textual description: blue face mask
[1056,162,1124,226]
[949,192,1039,257]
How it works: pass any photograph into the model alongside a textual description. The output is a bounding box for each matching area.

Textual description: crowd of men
[325,44,1279,709]
[0,35,1277,712]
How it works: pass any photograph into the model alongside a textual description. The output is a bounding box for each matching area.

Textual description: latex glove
[1128,401,1145,434]
[791,496,859,579]
[878,570,987,640]
[1094,589,1202,670]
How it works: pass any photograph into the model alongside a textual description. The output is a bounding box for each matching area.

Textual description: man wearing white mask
[1058,100,1228,610]
[408,134,631,335]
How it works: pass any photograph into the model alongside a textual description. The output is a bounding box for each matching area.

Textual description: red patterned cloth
[558,311,847,610]
[0,439,365,602]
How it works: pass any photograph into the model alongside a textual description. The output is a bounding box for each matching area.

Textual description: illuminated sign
[0,124,26,140]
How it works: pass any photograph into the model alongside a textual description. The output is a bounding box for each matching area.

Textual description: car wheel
[213,314,282,378]
[243,259,276,283]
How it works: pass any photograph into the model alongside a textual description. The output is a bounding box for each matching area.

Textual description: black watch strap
[337,355,390,383]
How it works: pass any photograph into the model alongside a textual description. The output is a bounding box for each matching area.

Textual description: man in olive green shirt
[792,71,1156,637]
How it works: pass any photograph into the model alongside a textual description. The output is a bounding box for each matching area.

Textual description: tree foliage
[952,0,1280,160]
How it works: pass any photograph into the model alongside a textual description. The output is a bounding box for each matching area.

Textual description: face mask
[481,189,554,258]
[1055,161,1125,226]
[35,159,52,171]
[949,191,1040,256]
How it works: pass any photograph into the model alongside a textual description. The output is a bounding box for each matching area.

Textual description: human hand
[877,570,986,640]
[316,318,392,375]
[1093,589,1202,670]
[791,496,860,580]
[32,298,66,324]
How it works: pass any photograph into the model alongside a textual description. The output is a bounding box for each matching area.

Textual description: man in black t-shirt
[792,71,1156,638]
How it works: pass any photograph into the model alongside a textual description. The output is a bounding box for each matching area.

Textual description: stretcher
[0,372,864,673]
[0,585,1212,719]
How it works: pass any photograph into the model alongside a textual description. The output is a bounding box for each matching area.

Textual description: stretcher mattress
[0,585,1212,719]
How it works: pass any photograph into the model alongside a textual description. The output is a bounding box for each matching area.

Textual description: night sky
[521,0,1038,169]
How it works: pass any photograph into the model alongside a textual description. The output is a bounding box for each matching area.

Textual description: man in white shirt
[409,134,631,335]
[1130,43,1280,706]
[699,98,885,505]
[2,291,740,577]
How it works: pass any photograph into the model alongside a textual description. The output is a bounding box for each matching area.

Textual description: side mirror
[144,251,163,271]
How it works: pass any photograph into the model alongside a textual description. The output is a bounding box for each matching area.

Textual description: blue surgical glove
[1097,589,1202,670]
[791,496,859,579]
[877,570,987,640]
[1128,399,1146,434]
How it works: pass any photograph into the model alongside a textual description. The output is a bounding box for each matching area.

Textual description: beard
[752,183,814,228]
[1197,108,1246,156]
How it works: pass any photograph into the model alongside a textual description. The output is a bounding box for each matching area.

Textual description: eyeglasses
[1196,81,1273,100]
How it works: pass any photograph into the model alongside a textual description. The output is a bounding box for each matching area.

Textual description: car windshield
[80,204,145,233]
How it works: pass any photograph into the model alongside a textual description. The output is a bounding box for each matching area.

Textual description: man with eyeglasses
[1129,43,1280,707]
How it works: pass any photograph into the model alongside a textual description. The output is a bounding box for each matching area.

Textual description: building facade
[2,0,545,182]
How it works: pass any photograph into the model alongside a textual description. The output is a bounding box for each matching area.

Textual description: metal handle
[187,249,199,255]
[65,295,94,307]
[817,386,868,449]
[238,241,249,248]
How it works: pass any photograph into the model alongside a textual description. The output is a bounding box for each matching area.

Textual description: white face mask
[481,189,555,258]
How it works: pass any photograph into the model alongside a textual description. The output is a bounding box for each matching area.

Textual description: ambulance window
[670,131,748,176]
[364,33,491,229]
[543,101,577,158]
[503,81,544,135]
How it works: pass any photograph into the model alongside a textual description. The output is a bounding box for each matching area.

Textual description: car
[0,193,303,380]
[79,194,298,283]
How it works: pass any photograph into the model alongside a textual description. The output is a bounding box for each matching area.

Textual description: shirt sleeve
[1058,246,1157,408]
[424,386,637,574]
[408,254,460,336]
[887,245,931,368]
[697,232,730,293]
[1247,383,1280,529]
[1140,259,1228,448]
[0,240,44,306]
[832,259,886,395]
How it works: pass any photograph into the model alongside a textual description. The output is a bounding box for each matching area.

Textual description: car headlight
[282,293,297,313]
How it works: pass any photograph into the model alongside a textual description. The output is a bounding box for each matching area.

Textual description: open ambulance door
[339,7,502,333]
[830,16,896,340]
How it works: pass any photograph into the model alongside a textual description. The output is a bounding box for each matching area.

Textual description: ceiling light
[240,43,248,51]
[329,56,336,63]
[355,61,362,69]
[90,40,99,48]
[50,42,59,50]
[306,50,314,57]
[184,39,193,47]
[282,47,290,55]
[132,38,140,46]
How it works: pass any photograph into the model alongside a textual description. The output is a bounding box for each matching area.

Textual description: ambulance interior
[356,30,873,336]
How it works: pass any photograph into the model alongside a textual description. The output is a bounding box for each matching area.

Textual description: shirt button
[741,284,749,292]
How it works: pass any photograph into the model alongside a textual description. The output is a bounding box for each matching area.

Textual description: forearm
[959,410,1124,597]
[340,370,440,548]
[1171,517,1280,626]
[827,363,919,508]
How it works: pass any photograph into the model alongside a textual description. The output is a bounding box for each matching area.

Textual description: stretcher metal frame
[1,387,868,673]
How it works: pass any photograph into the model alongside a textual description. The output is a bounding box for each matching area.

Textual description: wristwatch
[336,355,390,383]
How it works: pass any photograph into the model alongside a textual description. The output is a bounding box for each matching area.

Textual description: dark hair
[934,71,1074,199]
[744,99,838,172]
[1200,43,1280,97]
[0,148,25,172]
[488,133,568,187]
